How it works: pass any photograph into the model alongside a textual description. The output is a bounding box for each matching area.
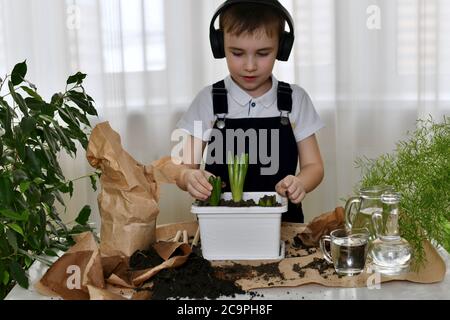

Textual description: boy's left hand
[275,175,306,204]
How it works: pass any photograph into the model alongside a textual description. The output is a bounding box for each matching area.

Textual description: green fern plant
[354,116,450,269]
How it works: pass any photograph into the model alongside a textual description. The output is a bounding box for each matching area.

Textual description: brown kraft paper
[86,121,186,257]
[157,219,445,291]
[36,231,192,299]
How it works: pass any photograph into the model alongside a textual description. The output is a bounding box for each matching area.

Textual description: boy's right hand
[179,169,213,201]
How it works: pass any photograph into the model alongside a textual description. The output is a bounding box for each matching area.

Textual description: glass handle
[344,197,361,230]
[320,235,333,264]
[371,209,383,238]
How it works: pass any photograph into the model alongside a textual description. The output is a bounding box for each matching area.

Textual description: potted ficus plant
[191,152,288,261]
[0,61,99,299]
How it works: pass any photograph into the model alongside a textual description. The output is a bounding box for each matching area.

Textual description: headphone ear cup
[277,31,294,61]
[210,29,225,59]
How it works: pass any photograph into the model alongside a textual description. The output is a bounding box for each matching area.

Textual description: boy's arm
[181,134,206,169]
[275,134,324,203]
[295,134,324,192]
[177,134,212,200]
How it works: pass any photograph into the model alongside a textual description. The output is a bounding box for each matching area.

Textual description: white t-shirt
[176,75,325,142]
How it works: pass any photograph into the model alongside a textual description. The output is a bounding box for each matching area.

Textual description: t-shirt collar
[224,75,278,109]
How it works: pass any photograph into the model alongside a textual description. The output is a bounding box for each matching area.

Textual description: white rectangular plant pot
[191,192,288,261]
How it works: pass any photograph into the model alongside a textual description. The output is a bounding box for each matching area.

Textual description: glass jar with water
[370,191,412,275]
[344,185,393,241]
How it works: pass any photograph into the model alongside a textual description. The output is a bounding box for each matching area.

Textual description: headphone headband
[209,0,295,61]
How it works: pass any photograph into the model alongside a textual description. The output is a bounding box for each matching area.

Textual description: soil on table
[286,234,318,258]
[286,234,338,279]
[214,261,286,283]
[149,252,246,300]
[129,231,339,299]
[129,247,164,271]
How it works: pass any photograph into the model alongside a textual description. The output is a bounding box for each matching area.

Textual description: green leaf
[19,117,36,137]
[27,185,41,205]
[38,114,54,124]
[75,205,91,225]
[67,91,98,116]
[24,256,33,268]
[50,92,63,108]
[24,97,45,111]
[5,228,18,252]
[19,181,31,193]
[54,123,74,156]
[68,106,91,126]
[0,97,14,137]
[66,71,86,85]
[33,177,45,185]
[41,126,59,154]
[9,261,29,289]
[69,181,74,198]
[0,175,13,205]
[54,190,65,206]
[89,174,97,191]
[25,146,41,176]
[8,81,29,116]
[69,224,92,235]
[0,263,9,286]
[44,249,58,257]
[21,86,43,101]
[2,271,10,286]
[0,209,27,221]
[11,60,27,86]
[57,105,80,129]
[12,169,28,184]
[8,223,25,236]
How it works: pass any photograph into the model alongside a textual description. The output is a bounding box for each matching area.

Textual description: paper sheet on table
[157,217,445,291]
[36,231,191,299]
[35,232,104,300]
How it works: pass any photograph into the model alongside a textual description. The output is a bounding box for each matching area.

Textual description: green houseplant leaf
[0,61,99,298]
[11,60,27,86]
[75,205,91,225]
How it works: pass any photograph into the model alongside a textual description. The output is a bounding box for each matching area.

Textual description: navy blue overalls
[204,79,304,223]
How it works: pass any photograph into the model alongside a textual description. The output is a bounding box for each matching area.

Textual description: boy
[176,0,324,222]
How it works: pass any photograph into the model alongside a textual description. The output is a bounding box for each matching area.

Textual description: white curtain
[1,0,449,229]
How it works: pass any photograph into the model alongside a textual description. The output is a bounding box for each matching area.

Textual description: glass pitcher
[370,191,411,275]
[344,185,393,241]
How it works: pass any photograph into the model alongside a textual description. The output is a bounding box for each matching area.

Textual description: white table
[5,246,450,300]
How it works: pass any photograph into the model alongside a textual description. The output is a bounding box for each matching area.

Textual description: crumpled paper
[35,231,192,300]
[297,207,345,247]
[86,121,186,257]
[36,232,104,300]
[36,121,191,299]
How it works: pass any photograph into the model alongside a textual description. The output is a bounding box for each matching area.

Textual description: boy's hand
[275,175,306,204]
[179,169,213,201]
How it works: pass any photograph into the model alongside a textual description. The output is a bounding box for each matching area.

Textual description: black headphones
[209,0,295,61]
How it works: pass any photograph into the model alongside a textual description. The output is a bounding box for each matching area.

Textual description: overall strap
[277,81,293,113]
[212,80,228,115]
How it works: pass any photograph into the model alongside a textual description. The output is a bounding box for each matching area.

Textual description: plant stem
[69,172,99,183]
